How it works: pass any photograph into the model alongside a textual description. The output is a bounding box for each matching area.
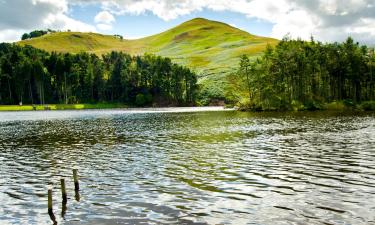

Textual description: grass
[0,103,127,111]
[18,18,279,99]
[18,18,278,76]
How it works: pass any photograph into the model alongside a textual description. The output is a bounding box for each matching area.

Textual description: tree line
[228,37,375,110]
[0,43,198,106]
[21,30,56,40]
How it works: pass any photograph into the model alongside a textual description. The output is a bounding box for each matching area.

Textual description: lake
[0,108,374,225]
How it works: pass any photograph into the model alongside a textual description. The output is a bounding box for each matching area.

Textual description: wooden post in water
[48,186,53,213]
[60,178,67,204]
[73,169,79,191]
[48,186,57,224]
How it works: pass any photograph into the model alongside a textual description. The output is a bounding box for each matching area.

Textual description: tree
[21,33,30,40]
[240,55,252,104]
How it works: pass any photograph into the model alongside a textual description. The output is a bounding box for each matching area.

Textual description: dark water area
[0,109,374,225]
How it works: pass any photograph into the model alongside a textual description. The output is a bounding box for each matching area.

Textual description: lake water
[0,109,374,225]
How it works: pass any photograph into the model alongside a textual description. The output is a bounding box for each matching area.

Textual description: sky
[1,0,375,44]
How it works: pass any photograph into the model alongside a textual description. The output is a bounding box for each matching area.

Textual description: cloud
[45,14,96,32]
[95,11,115,24]
[0,0,95,42]
[69,0,375,44]
[94,10,115,30]
[0,29,25,43]
[1,0,375,44]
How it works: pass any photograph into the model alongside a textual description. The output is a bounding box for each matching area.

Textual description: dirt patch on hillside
[173,32,190,41]
[199,26,214,31]
[71,34,82,38]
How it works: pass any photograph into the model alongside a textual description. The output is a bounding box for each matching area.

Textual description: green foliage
[291,100,305,111]
[21,30,53,40]
[360,101,375,111]
[114,34,123,40]
[0,43,198,106]
[197,82,225,105]
[324,101,346,111]
[21,33,30,40]
[135,94,146,106]
[230,37,375,111]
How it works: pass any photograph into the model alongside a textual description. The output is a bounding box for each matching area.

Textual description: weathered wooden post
[73,169,79,191]
[48,186,53,213]
[60,178,67,203]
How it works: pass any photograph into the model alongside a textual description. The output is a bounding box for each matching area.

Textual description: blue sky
[70,4,274,39]
[0,0,375,44]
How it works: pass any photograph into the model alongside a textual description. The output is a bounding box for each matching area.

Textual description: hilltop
[18,18,278,100]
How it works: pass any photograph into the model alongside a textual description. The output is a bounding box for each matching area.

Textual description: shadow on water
[48,210,57,225]
[61,202,67,219]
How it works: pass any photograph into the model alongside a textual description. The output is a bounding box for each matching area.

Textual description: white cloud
[45,14,96,32]
[0,29,25,43]
[271,9,318,40]
[94,11,115,24]
[94,10,115,30]
[0,0,96,42]
[69,0,375,44]
[2,0,375,44]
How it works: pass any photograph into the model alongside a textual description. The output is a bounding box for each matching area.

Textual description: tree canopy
[21,30,56,40]
[228,37,375,110]
[0,43,197,106]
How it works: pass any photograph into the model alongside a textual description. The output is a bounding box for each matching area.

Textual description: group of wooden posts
[48,169,80,223]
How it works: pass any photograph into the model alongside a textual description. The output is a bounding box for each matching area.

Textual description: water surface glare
[0,109,374,225]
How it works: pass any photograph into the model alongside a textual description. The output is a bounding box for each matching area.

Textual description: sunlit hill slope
[18,18,278,99]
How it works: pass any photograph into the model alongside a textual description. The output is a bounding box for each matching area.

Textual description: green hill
[18,18,278,101]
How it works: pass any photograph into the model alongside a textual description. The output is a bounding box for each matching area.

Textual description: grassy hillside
[18,18,278,101]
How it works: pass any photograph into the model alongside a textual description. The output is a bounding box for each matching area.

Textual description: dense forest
[228,37,375,110]
[0,43,197,106]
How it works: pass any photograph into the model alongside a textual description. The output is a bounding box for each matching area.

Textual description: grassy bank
[234,100,375,112]
[316,101,375,111]
[0,103,127,111]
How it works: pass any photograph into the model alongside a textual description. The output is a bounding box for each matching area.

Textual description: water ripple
[0,110,374,224]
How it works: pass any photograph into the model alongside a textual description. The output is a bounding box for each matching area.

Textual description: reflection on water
[0,110,374,225]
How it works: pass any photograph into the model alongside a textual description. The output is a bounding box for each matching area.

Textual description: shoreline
[0,104,234,113]
[1,103,373,113]
[0,103,128,111]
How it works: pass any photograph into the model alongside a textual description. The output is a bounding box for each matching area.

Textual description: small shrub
[291,100,305,111]
[360,101,375,111]
[236,98,251,110]
[325,101,345,110]
[343,99,354,107]
[304,100,323,111]
[135,94,146,106]
[144,93,153,104]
